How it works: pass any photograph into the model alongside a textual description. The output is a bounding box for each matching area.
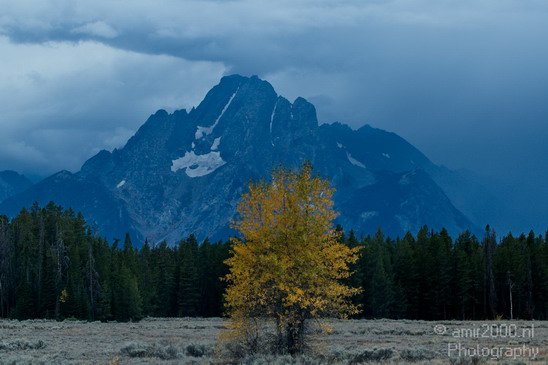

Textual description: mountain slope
[0,75,477,245]
[338,169,472,236]
[0,170,135,240]
[0,171,33,204]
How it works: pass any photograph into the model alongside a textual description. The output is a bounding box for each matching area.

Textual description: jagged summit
[1,74,479,246]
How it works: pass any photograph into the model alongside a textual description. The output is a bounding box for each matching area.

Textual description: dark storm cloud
[0,37,225,174]
[1,0,547,229]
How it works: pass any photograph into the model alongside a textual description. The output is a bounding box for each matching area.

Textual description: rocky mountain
[0,75,480,246]
[0,171,33,204]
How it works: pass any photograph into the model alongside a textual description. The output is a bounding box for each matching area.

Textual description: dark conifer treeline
[346,226,548,320]
[0,203,230,321]
[1,203,547,321]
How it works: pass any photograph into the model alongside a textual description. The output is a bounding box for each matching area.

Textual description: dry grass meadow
[0,318,547,364]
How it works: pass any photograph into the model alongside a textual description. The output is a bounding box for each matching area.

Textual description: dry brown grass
[0,318,546,364]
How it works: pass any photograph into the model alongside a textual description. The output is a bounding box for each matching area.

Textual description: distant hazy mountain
[0,171,33,204]
[1,75,480,245]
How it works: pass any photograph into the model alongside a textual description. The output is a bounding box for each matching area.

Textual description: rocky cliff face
[0,75,477,245]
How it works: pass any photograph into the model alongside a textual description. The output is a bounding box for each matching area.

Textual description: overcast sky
[1,0,547,217]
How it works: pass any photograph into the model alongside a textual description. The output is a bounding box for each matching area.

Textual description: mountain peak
[0,75,481,245]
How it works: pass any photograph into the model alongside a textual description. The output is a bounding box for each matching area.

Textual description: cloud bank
[1,0,547,227]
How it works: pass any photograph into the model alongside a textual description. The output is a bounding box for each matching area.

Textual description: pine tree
[536,232,548,319]
[151,241,176,317]
[85,235,100,320]
[13,208,37,318]
[0,215,15,318]
[414,226,433,319]
[138,239,155,317]
[483,225,497,319]
[199,239,230,317]
[111,254,143,322]
[365,229,395,318]
[177,235,200,316]
[523,231,535,319]
[52,223,69,319]
[94,238,112,321]
[435,228,453,319]
[454,231,481,319]
[393,232,417,319]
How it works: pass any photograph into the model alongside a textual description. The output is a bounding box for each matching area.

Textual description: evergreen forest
[0,202,547,322]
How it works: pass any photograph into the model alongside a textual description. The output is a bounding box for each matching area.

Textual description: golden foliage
[223,163,361,353]
[60,288,69,304]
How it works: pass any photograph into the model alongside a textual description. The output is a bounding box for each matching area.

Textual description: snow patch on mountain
[360,211,379,220]
[270,100,278,134]
[211,137,221,151]
[347,152,366,169]
[171,150,226,177]
[270,100,278,146]
[195,87,239,139]
[337,143,366,168]
[399,171,416,186]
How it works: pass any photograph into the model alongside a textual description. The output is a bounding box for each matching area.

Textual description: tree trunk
[275,317,285,354]
[507,271,513,320]
[286,317,305,355]
[525,261,534,319]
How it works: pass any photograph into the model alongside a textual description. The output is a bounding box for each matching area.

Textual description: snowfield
[171,150,226,177]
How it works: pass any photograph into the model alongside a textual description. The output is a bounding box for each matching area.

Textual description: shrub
[120,342,148,358]
[349,348,393,364]
[218,320,279,360]
[120,341,179,360]
[399,347,437,362]
[0,339,46,351]
[185,343,212,357]
[240,354,326,365]
[449,356,485,365]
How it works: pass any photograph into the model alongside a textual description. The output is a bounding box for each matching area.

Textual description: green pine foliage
[1,202,547,321]
[340,225,548,320]
[0,203,230,321]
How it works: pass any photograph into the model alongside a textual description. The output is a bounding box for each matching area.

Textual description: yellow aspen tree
[224,162,361,355]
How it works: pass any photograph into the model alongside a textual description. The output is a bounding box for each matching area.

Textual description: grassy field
[0,318,547,364]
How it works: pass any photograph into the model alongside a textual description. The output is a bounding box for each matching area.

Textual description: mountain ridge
[0,170,34,204]
[0,74,480,245]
